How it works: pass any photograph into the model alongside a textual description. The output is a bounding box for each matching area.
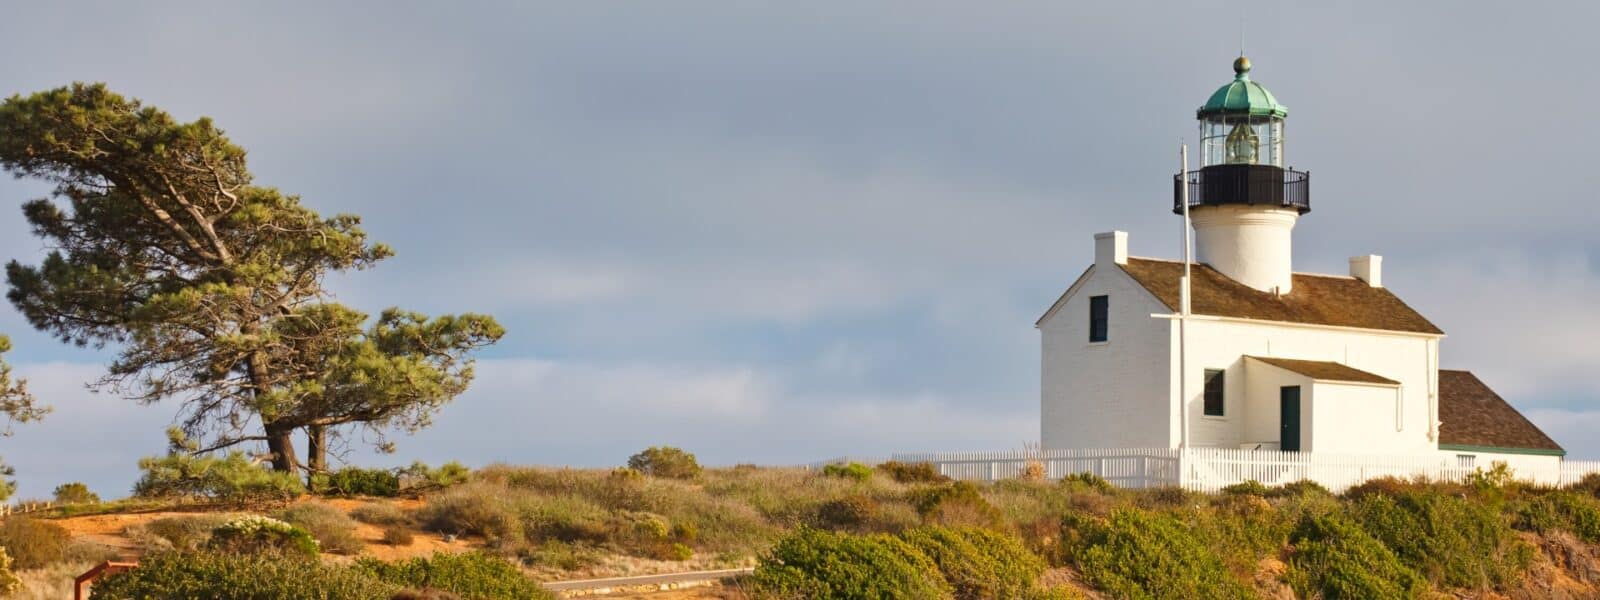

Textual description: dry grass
[10,562,96,600]
[277,502,365,555]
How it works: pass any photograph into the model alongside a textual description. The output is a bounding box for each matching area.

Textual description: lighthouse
[1176,56,1310,294]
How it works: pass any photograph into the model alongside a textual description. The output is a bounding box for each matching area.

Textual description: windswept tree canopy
[0,83,501,472]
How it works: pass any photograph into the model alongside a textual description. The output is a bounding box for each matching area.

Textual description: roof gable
[1438,370,1563,454]
[1247,356,1399,385]
[1034,265,1094,328]
[1118,258,1443,335]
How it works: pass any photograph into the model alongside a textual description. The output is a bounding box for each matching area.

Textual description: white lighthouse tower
[1178,56,1308,294]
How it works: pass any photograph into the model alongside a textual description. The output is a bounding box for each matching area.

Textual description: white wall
[1191,205,1299,293]
[1173,317,1439,455]
[1308,382,1407,454]
[1439,450,1563,485]
[1040,265,1173,449]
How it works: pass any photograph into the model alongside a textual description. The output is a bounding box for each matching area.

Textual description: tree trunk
[306,425,328,475]
[265,422,300,473]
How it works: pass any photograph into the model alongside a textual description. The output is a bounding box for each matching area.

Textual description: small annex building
[1036,57,1564,474]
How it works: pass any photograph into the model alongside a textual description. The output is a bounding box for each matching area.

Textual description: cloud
[1403,250,1600,406]
[1525,409,1600,461]
[379,358,1033,468]
[2,362,174,501]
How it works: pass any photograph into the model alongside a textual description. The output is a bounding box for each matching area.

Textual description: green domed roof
[1197,56,1287,119]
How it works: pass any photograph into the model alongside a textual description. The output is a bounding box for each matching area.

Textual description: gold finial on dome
[1233,56,1251,76]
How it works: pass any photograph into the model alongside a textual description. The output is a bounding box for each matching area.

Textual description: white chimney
[1095,231,1128,268]
[1349,255,1382,287]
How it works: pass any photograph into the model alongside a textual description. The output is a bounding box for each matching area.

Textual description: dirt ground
[45,497,753,598]
[49,497,478,563]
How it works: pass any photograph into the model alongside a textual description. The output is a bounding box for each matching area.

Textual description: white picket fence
[817,448,1600,494]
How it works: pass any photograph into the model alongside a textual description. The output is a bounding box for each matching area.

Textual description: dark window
[1203,369,1225,416]
[1089,295,1108,342]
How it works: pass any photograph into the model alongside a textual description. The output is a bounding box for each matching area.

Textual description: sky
[0,2,1596,499]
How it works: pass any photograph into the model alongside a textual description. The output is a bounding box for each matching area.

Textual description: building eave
[1438,443,1567,458]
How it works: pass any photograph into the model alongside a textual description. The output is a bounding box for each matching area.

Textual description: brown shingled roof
[1438,370,1564,454]
[1118,258,1444,334]
[1247,357,1400,385]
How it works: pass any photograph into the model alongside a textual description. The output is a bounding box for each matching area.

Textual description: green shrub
[52,481,100,504]
[1219,480,1269,497]
[1515,491,1600,543]
[660,542,693,561]
[278,502,365,554]
[751,527,951,599]
[319,466,401,497]
[900,526,1046,599]
[414,484,520,544]
[821,462,873,483]
[815,495,881,530]
[1137,486,1198,508]
[205,515,320,559]
[356,551,556,600]
[0,547,17,596]
[911,482,1005,529]
[1568,472,1600,498]
[670,520,698,543]
[133,452,305,503]
[1268,479,1331,498]
[626,446,702,480]
[133,514,232,551]
[1466,462,1515,495]
[0,517,69,569]
[1288,512,1425,599]
[402,461,473,489]
[351,501,411,526]
[877,460,950,484]
[383,525,416,546]
[1351,490,1528,589]
[1070,509,1251,600]
[92,551,396,600]
[1058,472,1114,494]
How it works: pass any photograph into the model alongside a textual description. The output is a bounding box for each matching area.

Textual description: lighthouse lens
[1225,123,1259,164]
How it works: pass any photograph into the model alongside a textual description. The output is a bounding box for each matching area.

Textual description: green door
[1280,386,1302,452]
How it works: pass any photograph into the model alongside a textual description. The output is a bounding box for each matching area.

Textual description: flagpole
[1179,144,1192,451]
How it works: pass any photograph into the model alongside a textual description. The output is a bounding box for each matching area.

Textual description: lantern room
[1175,56,1309,217]
[1197,57,1287,167]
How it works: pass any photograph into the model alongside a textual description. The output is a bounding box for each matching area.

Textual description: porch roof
[1246,356,1399,385]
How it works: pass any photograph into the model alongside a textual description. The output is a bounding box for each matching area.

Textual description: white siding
[1172,316,1438,455]
[1308,382,1407,454]
[1440,450,1563,484]
[1040,265,1173,449]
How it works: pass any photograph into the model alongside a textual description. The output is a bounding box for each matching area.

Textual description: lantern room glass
[1199,115,1284,168]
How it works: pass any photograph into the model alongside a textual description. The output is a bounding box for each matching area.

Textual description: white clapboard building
[1035,57,1564,478]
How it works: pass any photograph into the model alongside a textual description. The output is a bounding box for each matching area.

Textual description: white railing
[0,500,55,517]
[1561,460,1600,488]
[815,448,1600,494]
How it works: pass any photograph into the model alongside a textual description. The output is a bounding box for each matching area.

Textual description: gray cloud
[0,2,1596,497]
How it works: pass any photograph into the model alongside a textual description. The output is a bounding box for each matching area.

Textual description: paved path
[543,567,753,592]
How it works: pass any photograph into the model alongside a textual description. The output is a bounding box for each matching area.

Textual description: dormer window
[1089,295,1108,342]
